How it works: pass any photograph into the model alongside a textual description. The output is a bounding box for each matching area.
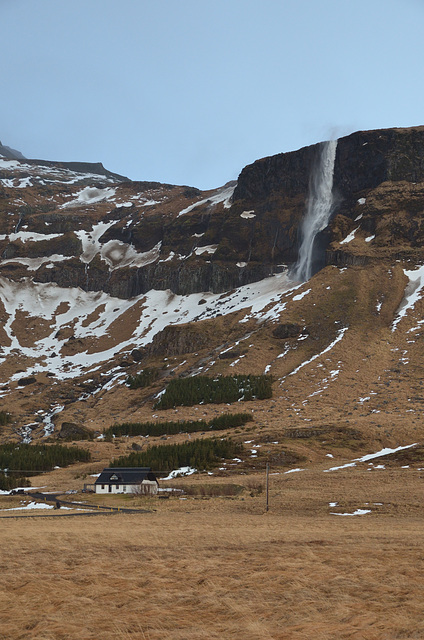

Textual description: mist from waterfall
[291,139,338,282]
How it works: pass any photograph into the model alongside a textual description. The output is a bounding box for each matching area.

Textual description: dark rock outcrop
[32,255,276,297]
[146,324,212,357]
[17,376,36,387]
[24,159,129,182]
[333,127,424,195]
[0,141,25,160]
[58,422,93,441]
[325,250,370,268]
[272,323,306,339]
[218,349,243,359]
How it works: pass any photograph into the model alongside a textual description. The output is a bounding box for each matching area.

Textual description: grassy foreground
[1,466,424,639]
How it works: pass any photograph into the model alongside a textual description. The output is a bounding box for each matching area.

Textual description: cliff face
[232,126,424,271]
[234,126,424,207]
[0,155,277,297]
[334,127,424,192]
[1,126,424,301]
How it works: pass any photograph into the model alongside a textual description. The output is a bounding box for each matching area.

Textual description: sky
[1,0,424,189]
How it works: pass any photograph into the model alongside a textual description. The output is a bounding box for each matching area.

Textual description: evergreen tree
[110,438,243,472]
[104,412,253,438]
[127,368,159,389]
[154,375,272,409]
[0,443,91,476]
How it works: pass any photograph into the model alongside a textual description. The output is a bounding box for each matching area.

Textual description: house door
[108,485,112,493]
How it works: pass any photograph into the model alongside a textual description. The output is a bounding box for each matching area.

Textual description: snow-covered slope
[0,271,299,386]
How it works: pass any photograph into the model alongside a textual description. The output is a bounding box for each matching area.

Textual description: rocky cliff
[3,126,423,302]
[234,126,424,272]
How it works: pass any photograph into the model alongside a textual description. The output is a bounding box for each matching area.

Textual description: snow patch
[100,240,161,270]
[62,186,116,208]
[331,509,371,516]
[42,404,64,437]
[340,227,359,245]
[393,265,424,331]
[76,221,115,264]
[324,443,417,472]
[0,271,300,384]
[0,159,20,170]
[2,501,54,511]
[0,231,62,243]
[1,254,69,271]
[194,245,217,256]
[177,184,235,217]
[288,327,348,378]
[162,466,197,480]
[292,288,311,302]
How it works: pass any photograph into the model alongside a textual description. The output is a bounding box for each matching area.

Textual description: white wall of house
[95,480,158,495]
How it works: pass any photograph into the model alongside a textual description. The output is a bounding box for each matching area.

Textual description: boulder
[17,376,36,386]
[58,422,93,441]
[272,324,306,339]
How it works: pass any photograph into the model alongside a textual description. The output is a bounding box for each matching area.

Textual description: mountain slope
[1,128,424,469]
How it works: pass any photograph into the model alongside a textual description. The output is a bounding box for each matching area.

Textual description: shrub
[173,483,244,497]
[154,375,273,409]
[110,437,243,472]
[246,480,264,495]
[127,368,159,390]
[104,412,253,438]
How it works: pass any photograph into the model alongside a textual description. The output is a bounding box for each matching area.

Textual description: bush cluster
[127,368,159,390]
[0,443,91,476]
[110,437,243,472]
[173,483,244,496]
[154,375,273,409]
[104,412,253,438]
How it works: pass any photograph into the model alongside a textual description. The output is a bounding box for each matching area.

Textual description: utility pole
[266,462,270,512]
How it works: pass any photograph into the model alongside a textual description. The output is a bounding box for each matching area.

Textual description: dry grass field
[1,466,424,640]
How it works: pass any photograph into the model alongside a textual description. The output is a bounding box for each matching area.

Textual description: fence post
[266,462,270,512]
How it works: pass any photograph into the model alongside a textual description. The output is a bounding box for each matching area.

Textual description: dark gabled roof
[94,467,158,485]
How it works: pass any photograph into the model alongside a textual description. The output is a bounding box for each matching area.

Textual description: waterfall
[291,139,338,282]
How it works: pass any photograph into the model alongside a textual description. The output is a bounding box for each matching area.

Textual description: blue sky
[1,0,424,189]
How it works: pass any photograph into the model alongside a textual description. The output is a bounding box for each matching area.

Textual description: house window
[116,485,120,491]
[101,485,105,490]
[123,486,126,492]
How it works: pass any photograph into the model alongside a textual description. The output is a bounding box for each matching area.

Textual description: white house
[94,467,158,495]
